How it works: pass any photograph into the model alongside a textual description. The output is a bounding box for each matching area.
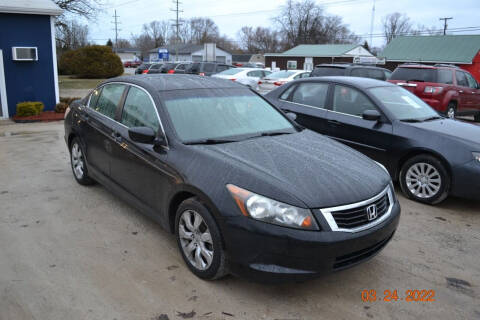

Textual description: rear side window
[289,82,329,109]
[367,69,385,80]
[390,68,435,82]
[464,72,478,89]
[455,71,468,87]
[94,84,125,119]
[437,69,453,84]
[350,68,368,78]
[176,64,187,70]
[311,67,345,77]
[150,64,162,70]
[187,63,200,73]
[247,70,263,77]
[333,85,376,117]
[121,87,160,132]
[216,65,229,73]
[203,63,215,72]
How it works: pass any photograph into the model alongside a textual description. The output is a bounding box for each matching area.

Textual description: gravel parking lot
[0,121,478,320]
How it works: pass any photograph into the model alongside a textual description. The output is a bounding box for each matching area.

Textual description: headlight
[226,184,319,230]
[473,152,480,164]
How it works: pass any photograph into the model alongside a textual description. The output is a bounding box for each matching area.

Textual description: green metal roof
[265,44,359,57]
[381,35,480,64]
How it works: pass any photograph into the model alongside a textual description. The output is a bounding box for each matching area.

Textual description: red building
[381,35,480,81]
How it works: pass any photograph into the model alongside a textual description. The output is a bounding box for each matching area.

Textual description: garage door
[0,49,8,118]
[216,56,226,64]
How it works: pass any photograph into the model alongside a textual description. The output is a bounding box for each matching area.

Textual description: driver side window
[121,87,160,132]
[333,85,376,117]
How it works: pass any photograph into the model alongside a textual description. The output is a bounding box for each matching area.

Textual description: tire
[446,102,456,119]
[175,198,227,280]
[70,137,95,185]
[399,154,450,205]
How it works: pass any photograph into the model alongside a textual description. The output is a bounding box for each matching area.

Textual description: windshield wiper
[422,116,443,121]
[184,138,238,145]
[260,131,294,137]
[400,118,424,123]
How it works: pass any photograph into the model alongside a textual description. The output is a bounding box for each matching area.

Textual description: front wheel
[446,103,456,119]
[175,198,227,280]
[70,138,94,185]
[399,155,450,205]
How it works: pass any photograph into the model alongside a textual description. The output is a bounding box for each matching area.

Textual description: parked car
[124,60,142,68]
[146,63,165,74]
[310,64,392,81]
[212,68,272,89]
[185,62,235,76]
[159,62,191,74]
[135,63,153,74]
[388,64,480,121]
[265,76,480,204]
[257,70,311,94]
[64,75,400,282]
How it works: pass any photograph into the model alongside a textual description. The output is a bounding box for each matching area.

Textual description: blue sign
[158,48,169,60]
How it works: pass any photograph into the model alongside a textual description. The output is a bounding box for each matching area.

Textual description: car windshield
[266,71,296,79]
[163,89,296,143]
[389,68,436,82]
[217,68,245,75]
[311,67,345,76]
[369,86,440,121]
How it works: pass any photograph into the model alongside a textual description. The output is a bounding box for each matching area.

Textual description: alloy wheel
[447,107,455,119]
[405,162,442,199]
[71,143,84,180]
[178,209,214,271]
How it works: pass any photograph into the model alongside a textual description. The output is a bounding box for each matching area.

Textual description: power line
[439,17,453,35]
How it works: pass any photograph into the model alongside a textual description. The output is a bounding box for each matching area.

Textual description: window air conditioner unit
[12,47,38,61]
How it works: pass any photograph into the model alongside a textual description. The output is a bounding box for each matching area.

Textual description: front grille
[333,232,394,270]
[331,193,390,229]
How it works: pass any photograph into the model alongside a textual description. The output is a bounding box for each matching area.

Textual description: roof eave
[0,6,63,16]
[386,59,472,65]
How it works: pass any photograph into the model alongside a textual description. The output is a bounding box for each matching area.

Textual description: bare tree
[188,18,219,44]
[238,26,281,53]
[412,24,443,36]
[116,39,132,48]
[142,21,170,48]
[56,19,89,50]
[382,12,412,43]
[131,33,155,60]
[274,0,358,49]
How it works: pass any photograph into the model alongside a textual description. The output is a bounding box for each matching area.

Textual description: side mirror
[362,109,381,121]
[286,112,297,121]
[128,126,156,144]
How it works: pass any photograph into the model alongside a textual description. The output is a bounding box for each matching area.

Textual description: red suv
[388,64,480,121]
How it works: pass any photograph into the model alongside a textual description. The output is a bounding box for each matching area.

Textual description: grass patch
[58,76,105,90]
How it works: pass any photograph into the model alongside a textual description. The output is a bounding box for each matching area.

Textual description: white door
[0,49,9,119]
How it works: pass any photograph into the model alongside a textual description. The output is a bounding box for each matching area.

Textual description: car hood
[190,130,390,209]
[405,118,480,146]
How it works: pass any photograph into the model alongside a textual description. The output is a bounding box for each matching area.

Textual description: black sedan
[265,76,480,205]
[64,75,400,282]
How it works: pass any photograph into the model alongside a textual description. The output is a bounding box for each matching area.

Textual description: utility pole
[369,0,375,49]
[170,0,183,62]
[439,17,453,35]
[111,10,121,52]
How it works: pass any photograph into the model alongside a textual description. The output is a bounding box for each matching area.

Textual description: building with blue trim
[0,0,62,118]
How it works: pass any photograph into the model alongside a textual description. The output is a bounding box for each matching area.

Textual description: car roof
[315,64,389,70]
[102,74,244,91]
[297,76,396,89]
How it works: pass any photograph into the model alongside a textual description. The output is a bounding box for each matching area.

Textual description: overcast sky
[86,0,480,48]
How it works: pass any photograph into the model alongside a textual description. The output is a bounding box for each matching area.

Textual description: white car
[257,70,311,94]
[212,68,272,89]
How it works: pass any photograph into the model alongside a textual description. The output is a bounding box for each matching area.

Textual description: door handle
[328,119,342,126]
[111,132,122,142]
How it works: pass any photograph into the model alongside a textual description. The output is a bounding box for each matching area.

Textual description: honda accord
[64,75,400,281]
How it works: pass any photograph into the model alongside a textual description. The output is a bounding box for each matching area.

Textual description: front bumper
[451,160,480,199]
[222,200,400,283]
